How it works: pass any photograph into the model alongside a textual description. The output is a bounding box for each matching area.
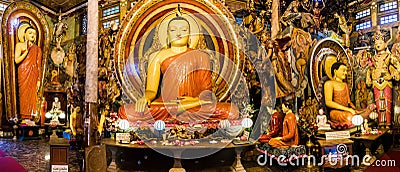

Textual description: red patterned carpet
[364,150,400,172]
[0,150,27,172]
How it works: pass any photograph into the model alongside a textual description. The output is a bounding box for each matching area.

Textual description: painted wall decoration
[1,2,50,122]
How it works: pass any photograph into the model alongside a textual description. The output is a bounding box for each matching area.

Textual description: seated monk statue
[324,62,372,125]
[258,107,283,143]
[269,102,299,148]
[121,14,239,123]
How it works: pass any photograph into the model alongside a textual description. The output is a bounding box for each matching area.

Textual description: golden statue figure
[325,62,373,125]
[334,12,352,47]
[366,28,400,127]
[120,9,239,123]
[70,106,83,136]
[14,22,42,119]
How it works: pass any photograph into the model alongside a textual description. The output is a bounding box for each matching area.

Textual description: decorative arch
[1,2,50,121]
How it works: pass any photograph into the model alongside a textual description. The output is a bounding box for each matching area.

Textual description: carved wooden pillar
[0,35,2,126]
[84,0,99,147]
[371,1,378,27]
[120,0,129,21]
[271,0,279,39]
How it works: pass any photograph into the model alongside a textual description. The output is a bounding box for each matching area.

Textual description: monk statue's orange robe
[269,112,298,148]
[18,44,42,119]
[122,49,238,122]
[329,84,354,124]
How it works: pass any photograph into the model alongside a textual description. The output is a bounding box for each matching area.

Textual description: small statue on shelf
[45,97,65,126]
[316,109,331,130]
[48,70,62,89]
[362,118,371,134]
[51,97,61,113]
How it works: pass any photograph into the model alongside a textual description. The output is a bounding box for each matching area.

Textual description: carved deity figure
[366,29,400,127]
[266,36,294,98]
[312,0,325,30]
[334,12,352,47]
[248,10,265,38]
[64,44,76,81]
[14,22,42,119]
[391,26,400,57]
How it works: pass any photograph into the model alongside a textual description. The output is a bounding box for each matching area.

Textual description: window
[103,6,119,17]
[380,1,397,12]
[356,21,371,30]
[103,19,119,29]
[380,14,398,25]
[81,13,88,35]
[356,9,371,19]
[0,2,7,11]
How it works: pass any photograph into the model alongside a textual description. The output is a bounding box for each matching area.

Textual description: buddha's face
[375,39,387,51]
[54,97,59,102]
[168,19,190,47]
[25,28,36,42]
[334,65,348,80]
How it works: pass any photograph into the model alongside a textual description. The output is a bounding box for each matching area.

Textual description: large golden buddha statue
[325,62,372,125]
[120,14,239,123]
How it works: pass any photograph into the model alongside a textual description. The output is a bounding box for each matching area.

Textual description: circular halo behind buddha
[309,38,353,100]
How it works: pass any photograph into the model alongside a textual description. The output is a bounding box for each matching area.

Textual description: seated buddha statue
[121,14,238,123]
[268,102,299,148]
[258,107,283,143]
[324,62,371,125]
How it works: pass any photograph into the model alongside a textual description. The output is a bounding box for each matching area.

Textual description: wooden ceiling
[2,0,88,13]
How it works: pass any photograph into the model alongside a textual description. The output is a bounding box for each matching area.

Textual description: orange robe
[258,111,283,143]
[18,44,42,119]
[123,49,238,123]
[329,84,354,124]
[268,112,298,148]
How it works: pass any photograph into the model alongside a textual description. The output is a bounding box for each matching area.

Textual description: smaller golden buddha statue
[268,102,299,148]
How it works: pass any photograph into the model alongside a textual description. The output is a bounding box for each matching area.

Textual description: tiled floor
[2,137,387,172]
[0,138,82,172]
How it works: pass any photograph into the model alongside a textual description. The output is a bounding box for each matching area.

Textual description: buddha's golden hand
[136,96,151,113]
[347,108,356,115]
[179,96,212,106]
